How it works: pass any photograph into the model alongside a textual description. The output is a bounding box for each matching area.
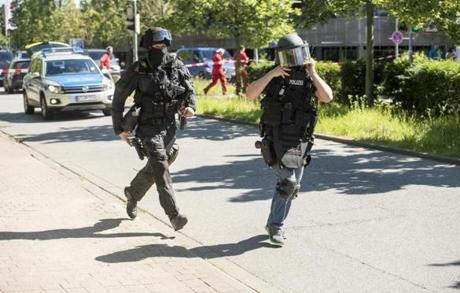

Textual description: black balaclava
[148,46,167,68]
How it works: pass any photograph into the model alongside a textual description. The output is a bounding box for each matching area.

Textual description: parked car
[25,41,70,57]
[175,47,235,80]
[85,49,122,82]
[0,50,14,87]
[4,58,31,93]
[22,48,114,120]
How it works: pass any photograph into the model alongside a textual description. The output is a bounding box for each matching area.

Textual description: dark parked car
[175,47,235,80]
[0,50,14,87]
[4,58,31,93]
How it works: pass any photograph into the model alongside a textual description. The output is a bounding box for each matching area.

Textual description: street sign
[391,31,404,45]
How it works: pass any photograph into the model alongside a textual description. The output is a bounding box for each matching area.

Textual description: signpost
[391,30,403,58]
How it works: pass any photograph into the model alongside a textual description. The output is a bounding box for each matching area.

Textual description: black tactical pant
[125,123,179,219]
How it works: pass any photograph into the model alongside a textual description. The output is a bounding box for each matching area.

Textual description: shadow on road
[0,111,104,124]
[172,144,460,201]
[177,118,256,141]
[95,234,274,263]
[0,218,169,240]
[428,260,460,289]
[14,124,118,143]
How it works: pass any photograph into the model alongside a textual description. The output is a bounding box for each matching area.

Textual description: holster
[130,137,149,160]
[121,105,141,132]
[256,137,276,166]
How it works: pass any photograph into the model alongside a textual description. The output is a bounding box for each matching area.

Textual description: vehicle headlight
[48,85,62,94]
[103,81,114,91]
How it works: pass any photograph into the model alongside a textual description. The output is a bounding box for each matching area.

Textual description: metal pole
[395,18,399,58]
[408,25,413,64]
[133,0,138,62]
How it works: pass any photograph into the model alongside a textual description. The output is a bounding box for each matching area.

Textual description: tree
[165,0,296,94]
[383,0,460,45]
[292,0,335,29]
[81,0,130,48]
[47,5,86,43]
[139,0,175,31]
[10,0,56,48]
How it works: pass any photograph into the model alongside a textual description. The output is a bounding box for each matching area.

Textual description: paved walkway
[0,133,267,293]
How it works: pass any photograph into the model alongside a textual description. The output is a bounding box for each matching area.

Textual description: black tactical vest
[135,55,185,125]
[260,66,317,168]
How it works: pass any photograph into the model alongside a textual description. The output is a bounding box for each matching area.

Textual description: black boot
[170,214,188,231]
[124,187,138,219]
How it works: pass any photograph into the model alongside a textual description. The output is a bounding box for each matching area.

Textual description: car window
[45,59,99,75]
[13,61,30,69]
[177,50,194,63]
[87,51,105,60]
[0,51,13,67]
[200,50,214,61]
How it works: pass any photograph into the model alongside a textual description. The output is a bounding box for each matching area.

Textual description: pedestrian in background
[234,45,249,95]
[204,48,227,96]
[100,46,113,71]
[446,47,457,60]
[246,33,333,246]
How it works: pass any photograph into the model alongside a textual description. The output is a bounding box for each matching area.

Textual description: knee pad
[277,178,300,199]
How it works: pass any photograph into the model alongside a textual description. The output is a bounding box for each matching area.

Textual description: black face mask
[148,47,167,67]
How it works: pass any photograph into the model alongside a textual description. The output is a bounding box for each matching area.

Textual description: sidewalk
[0,133,265,293]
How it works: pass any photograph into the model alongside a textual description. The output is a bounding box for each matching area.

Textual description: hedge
[246,55,460,116]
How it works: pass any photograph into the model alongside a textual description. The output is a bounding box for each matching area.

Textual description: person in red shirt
[234,45,249,94]
[100,46,113,71]
[204,48,227,95]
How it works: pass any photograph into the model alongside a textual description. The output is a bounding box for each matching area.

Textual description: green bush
[316,61,341,99]
[339,59,385,104]
[396,60,460,116]
[247,61,274,82]
[379,53,429,100]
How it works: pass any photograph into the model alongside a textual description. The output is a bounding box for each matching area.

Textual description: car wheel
[102,109,111,116]
[40,96,54,120]
[23,92,35,115]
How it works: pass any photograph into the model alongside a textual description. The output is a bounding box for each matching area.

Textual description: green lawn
[196,91,460,159]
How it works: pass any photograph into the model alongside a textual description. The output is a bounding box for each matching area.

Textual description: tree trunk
[365,0,374,107]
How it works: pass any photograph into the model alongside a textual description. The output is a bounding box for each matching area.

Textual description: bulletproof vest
[135,55,185,124]
[260,66,317,164]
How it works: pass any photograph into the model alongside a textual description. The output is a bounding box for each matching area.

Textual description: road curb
[197,114,460,166]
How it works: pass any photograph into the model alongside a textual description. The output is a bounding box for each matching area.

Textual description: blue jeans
[266,164,305,228]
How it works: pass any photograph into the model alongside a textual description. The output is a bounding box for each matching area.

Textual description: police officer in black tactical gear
[111,27,196,231]
[246,32,333,246]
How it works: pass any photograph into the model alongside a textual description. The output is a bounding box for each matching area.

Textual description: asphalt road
[1,91,459,292]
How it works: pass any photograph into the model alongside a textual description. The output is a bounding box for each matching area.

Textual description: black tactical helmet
[276,33,310,67]
[140,27,172,49]
[277,33,304,50]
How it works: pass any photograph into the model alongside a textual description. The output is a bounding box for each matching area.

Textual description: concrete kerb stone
[197,114,460,166]
[0,130,280,293]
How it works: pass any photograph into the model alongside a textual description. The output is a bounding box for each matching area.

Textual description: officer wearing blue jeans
[246,33,333,246]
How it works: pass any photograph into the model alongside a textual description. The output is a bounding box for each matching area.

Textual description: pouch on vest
[280,142,308,168]
[260,100,282,125]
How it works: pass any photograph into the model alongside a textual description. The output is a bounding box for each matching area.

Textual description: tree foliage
[292,0,335,29]
[164,0,296,49]
[139,0,175,31]
[81,0,130,48]
[10,0,56,48]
